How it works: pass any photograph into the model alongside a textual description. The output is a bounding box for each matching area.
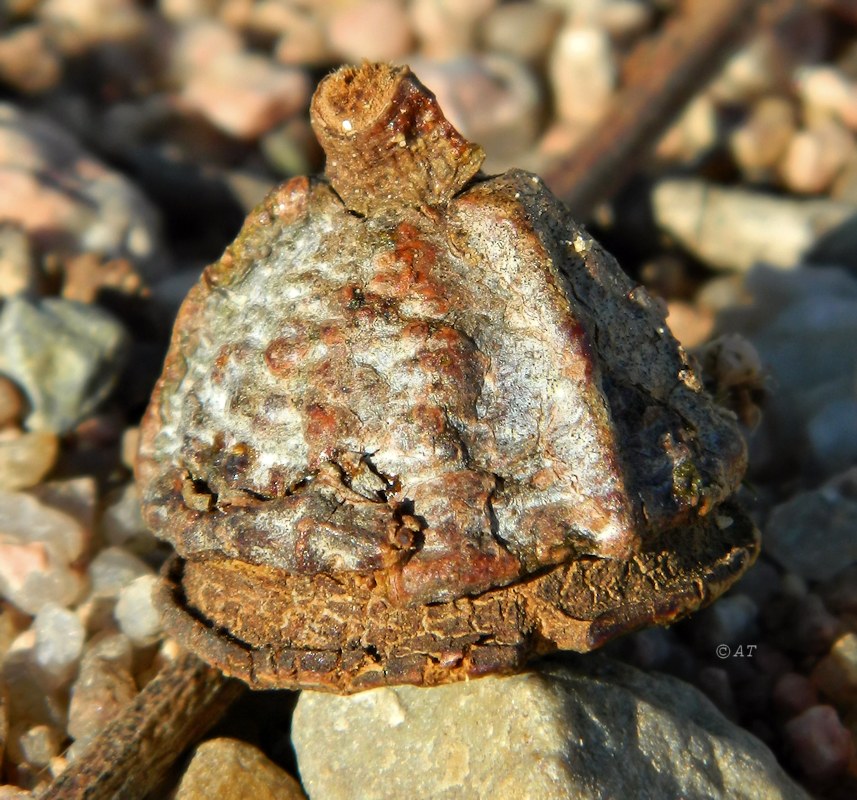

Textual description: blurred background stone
[0,297,128,434]
[0,105,166,278]
[328,0,412,63]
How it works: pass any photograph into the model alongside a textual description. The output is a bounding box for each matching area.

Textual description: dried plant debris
[137,63,758,693]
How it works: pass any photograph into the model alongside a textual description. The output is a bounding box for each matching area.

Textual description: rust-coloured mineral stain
[137,63,758,693]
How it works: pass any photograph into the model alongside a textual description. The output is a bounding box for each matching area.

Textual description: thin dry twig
[545,0,775,217]
[38,651,244,800]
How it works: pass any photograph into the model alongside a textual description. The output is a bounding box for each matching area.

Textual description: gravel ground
[0,1,856,798]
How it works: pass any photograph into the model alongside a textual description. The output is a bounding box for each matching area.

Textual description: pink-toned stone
[0,541,50,596]
[666,302,715,349]
[773,672,818,717]
[404,55,542,168]
[410,0,496,60]
[328,0,412,63]
[0,104,163,272]
[170,19,243,79]
[784,705,854,782]
[181,53,310,140]
[37,0,151,54]
[797,65,857,131]
[273,7,331,66]
[0,26,60,94]
[0,490,88,614]
[779,121,854,195]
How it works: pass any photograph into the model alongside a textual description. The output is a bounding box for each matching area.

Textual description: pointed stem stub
[310,62,485,216]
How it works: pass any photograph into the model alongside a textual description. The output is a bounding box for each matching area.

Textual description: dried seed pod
[137,63,758,692]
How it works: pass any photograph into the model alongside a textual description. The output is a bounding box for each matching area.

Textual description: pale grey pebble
[806,397,857,473]
[100,483,159,555]
[480,1,562,64]
[292,656,809,800]
[651,179,857,272]
[691,593,759,651]
[0,296,129,434]
[114,574,162,647]
[67,633,137,753]
[32,602,85,686]
[716,266,857,479]
[765,482,857,582]
[88,546,153,598]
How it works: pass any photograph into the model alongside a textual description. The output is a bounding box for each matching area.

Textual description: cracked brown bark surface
[160,502,757,693]
[135,63,758,692]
